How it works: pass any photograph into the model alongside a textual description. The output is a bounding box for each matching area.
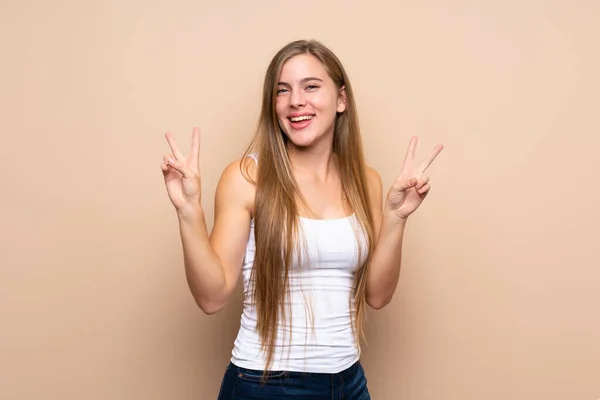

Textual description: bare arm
[161,128,254,315]
[178,160,254,314]
[365,137,443,309]
[364,167,408,310]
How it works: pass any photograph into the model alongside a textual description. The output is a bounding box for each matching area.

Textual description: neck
[287,141,337,182]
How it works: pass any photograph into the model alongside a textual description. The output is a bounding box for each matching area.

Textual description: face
[275,54,346,149]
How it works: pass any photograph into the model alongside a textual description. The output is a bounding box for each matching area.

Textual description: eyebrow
[277,77,323,86]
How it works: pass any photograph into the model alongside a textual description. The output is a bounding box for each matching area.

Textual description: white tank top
[230,154,368,373]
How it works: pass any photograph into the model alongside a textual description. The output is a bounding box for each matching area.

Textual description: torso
[230,152,368,373]
[230,212,367,373]
[294,169,351,220]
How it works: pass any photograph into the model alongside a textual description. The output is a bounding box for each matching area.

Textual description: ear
[337,85,347,113]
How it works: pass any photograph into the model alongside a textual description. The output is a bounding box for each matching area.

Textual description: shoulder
[219,156,257,185]
[215,156,257,214]
[364,165,383,212]
[365,165,383,195]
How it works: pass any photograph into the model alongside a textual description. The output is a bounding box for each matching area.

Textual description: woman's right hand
[161,127,202,216]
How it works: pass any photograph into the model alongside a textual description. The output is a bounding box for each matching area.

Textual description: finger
[402,136,418,167]
[190,127,200,166]
[166,156,195,180]
[163,153,179,172]
[417,183,430,195]
[418,143,444,175]
[393,177,418,192]
[161,155,176,176]
[165,131,185,160]
[416,175,430,190]
[160,161,173,176]
[160,161,169,173]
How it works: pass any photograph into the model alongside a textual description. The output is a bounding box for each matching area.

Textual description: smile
[289,115,314,122]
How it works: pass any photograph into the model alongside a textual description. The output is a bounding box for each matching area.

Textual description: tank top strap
[247,152,258,164]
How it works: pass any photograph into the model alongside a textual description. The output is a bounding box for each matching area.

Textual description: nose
[290,89,306,108]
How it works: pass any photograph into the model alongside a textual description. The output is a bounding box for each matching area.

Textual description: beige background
[1,0,599,399]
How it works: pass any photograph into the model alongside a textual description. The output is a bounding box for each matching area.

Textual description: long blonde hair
[241,39,375,372]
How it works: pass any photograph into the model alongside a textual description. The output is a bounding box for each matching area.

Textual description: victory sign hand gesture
[386,136,444,221]
[161,127,202,214]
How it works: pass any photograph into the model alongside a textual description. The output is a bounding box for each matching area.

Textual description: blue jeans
[216,360,371,399]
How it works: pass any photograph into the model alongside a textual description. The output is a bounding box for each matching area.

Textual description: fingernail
[168,158,175,165]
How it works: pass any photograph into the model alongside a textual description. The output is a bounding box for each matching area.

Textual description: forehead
[278,54,329,83]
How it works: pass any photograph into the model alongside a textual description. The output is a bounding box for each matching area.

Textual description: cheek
[275,98,288,119]
[311,95,338,117]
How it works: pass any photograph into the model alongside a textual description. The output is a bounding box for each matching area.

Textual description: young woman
[160,39,443,399]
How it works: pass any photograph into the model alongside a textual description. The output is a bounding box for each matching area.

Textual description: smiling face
[275,54,346,149]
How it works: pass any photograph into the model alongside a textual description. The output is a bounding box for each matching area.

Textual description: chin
[281,124,334,150]
[284,129,318,148]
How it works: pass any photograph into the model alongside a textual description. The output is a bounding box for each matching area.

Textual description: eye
[276,88,288,95]
[305,84,319,91]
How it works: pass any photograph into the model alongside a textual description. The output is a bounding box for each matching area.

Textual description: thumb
[393,177,418,192]
[167,157,195,180]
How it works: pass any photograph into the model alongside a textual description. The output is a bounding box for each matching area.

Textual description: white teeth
[290,115,313,122]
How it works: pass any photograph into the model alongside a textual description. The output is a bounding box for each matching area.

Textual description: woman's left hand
[385,136,444,221]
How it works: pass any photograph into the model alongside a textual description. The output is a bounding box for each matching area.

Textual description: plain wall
[1,0,599,399]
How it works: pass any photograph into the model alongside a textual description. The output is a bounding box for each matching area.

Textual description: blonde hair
[241,39,375,374]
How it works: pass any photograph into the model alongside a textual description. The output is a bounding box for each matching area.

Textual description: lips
[288,114,314,130]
